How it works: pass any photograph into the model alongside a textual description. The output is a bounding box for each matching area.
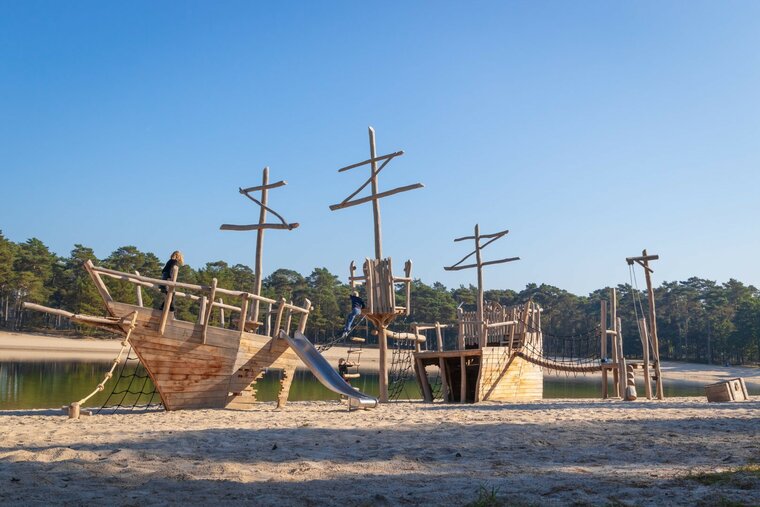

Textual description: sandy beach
[0,399,757,506]
[1,331,759,505]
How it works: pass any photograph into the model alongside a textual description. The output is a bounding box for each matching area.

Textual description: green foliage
[2,233,760,365]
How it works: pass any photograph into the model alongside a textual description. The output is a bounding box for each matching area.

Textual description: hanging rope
[317,315,367,353]
[71,312,138,410]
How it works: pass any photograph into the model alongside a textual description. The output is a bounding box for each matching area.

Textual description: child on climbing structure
[159,250,184,312]
[341,291,365,338]
[337,358,356,384]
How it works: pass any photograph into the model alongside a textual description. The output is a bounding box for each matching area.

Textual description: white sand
[0,399,758,506]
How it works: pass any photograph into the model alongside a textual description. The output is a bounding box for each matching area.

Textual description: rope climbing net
[96,345,163,414]
[388,333,418,401]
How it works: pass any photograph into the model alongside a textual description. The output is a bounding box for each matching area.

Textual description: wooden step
[350,337,366,343]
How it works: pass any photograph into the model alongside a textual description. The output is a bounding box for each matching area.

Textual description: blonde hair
[170,251,184,266]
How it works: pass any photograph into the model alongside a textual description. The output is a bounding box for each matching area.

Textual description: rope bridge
[517,323,603,374]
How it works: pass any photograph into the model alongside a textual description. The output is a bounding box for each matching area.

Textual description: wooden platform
[415,347,543,403]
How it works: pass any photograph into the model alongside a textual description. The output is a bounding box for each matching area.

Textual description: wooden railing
[84,260,311,341]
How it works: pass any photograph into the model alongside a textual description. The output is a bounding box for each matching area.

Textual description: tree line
[1,231,758,365]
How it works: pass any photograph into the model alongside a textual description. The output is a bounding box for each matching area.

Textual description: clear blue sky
[2,1,759,295]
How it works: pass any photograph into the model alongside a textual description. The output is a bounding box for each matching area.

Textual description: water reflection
[0,360,753,410]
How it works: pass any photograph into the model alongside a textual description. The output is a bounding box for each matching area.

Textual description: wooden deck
[415,346,543,403]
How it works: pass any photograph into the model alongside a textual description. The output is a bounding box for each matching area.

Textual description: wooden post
[368,127,383,260]
[610,289,619,396]
[252,167,269,325]
[135,271,143,307]
[457,307,465,350]
[198,296,207,325]
[297,299,312,334]
[273,297,286,338]
[435,322,443,351]
[202,278,217,344]
[218,298,225,327]
[616,317,627,399]
[239,294,250,338]
[641,249,664,400]
[601,300,608,399]
[158,265,178,336]
[474,225,485,349]
[416,358,433,402]
[639,317,653,400]
[378,324,388,403]
[460,356,467,403]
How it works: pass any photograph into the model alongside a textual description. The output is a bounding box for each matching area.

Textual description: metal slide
[280,331,378,408]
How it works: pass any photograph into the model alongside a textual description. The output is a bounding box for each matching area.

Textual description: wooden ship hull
[25,260,311,411]
[108,301,300,410]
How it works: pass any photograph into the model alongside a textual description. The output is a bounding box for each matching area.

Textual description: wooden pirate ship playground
[22,126,667,414]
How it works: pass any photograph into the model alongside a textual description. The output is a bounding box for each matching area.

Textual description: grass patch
[687,464,760,489]
[465,485,503,507]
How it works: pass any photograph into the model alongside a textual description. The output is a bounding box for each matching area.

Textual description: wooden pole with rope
[626,250,664,400]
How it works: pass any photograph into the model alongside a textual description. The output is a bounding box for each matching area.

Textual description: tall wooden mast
[444,225,519,348]
[626,250,664,400]
[220,167,299,327]
[330,126,423,402]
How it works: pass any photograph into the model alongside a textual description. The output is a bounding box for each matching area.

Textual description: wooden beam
[219,223,298,231]
[444,256,520,271]
[337,150,404,172]
[454,228,509,242]
[239,180,287,193]
[84,260,112,304]
[625,254,659,265]
[329,183,424,212]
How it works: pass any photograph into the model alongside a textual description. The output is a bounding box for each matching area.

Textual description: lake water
[1,360,752,410]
